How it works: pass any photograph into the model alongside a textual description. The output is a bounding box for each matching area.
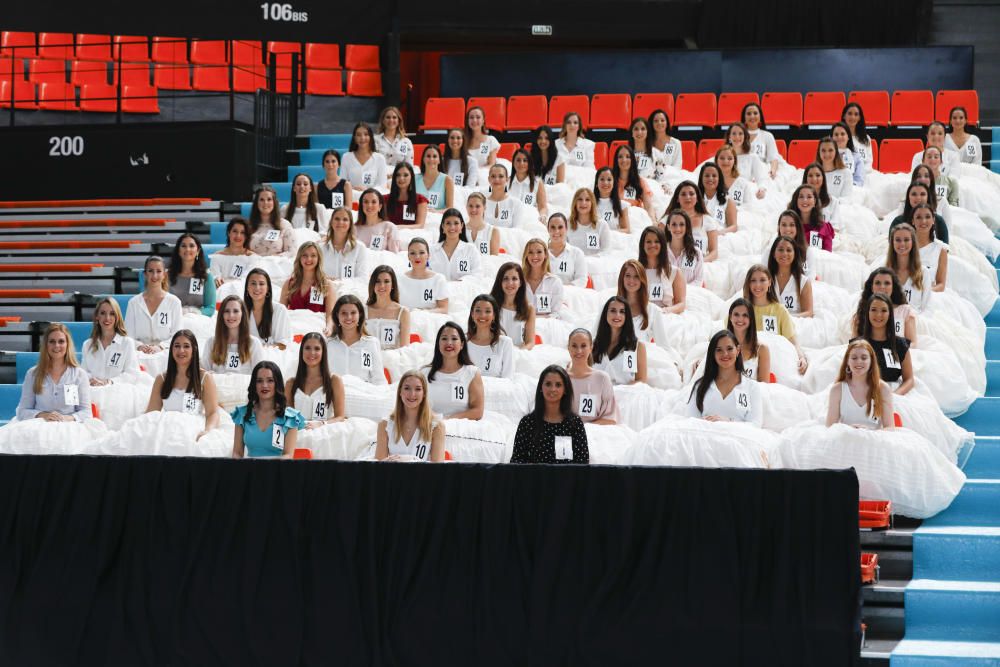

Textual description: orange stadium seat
[674,93,716,128]
[506,95,547,131]
[497,143,520,161]
[38,33,73,59]
[268,41,300,55]
[593,142,608,168]
[122,84,159,113]
[548,94,590,128]
[869,139,879,170]
[891,90,933,126]
[190,40,228,65]
[1,31,36,57]
[38,81,77,110]
[153,63,191,90]
[848,91,890,127]
[698,138,725,164]
[680,140,696,170]
[232,41,263,67]
[935,89,979,125]
[70,60,109,87]
[192,65,229,91]
[787,139,818,169]
[305,43,340,70]
[233,67,266,93]
[113,35,149,62]
[305,68,342,95]
[761,92,802,127]
[775,139,787,160]
[346,70,381,96]
[151,36,188,64]
[422,97,465,131]
[590,93,632,130]
[632,93,674,123]
[717,92,758,127]
[0,79,37,108]
[468,97,506,131]
[28,58,65,84]
[119,62,151,86]
[345,44,379,71]
[79,82,117,112]
[878,139,924,173]
[0,56,24,79]
[75,34,112,61]
[803,92,846,127]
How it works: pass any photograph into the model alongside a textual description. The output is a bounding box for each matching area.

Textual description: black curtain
[0,456,861,666]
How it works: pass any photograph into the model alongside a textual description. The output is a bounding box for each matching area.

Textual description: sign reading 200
[260,3,308,21]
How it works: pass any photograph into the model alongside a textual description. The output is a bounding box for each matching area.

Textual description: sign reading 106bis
[260,2,308,22]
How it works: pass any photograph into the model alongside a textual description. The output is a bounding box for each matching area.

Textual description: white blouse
[201,337,265,374]
[555,137,595,168]
[825,168,853,199]
[549,245,589,286]
[249,304,292,347]
[385,418,435,461]
[594,344,641,385]
[294,386,334,422]
[944,133,982,166]
[467,336,514,378]
[326,335,386,385]
[667,245,704,285]
[468,135,501,168]
[322,240,368,281]
[446,156,480,187]
[500,307,528,346]
[290,203,331,234]
[81,335,141,382]
[508,174,541,208]
[748,129,779,164]
[566,220,612,256]
[374,133,414,167]
[918,240,948,286]
[837,382,882,429]
[525,273,565,317]
[423,364,479,417]
[483,196,519,229]
[398,272,448,310]
[124,292,183,347]
[652,138,684,175]
[776,274,810,314]
[686,375,762,426]
[341,151,388,189]
[430,241,481,281]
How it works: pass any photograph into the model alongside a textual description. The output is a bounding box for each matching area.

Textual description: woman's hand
[90,377,109,387]
[797,354,809,374]
[704,415,731,423]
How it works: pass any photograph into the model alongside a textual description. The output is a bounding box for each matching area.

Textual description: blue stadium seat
[0,383,21,423]
[286,165,324,183]
[239,202,252,217]
[266,182,292,202]
[297,148,347,164]
[210,222,228,244]
[202,243,224,255]
[16,352,40,383]
[307,134,351,150]
[60,321,92,347]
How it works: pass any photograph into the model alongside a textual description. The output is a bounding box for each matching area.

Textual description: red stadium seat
[548,94,590,128]
[761,92,802,127]
[633,93,674,123]
[891,90,933,127]
[28,58,66,84]
[803,92,846,127]
[674,93,716,128]
[122,84,159,113]
[153,63,191,90]
[506,95,547,131]
[497,143,520,161]
[305,68,343,95]
[38,81,77,110]
[70,60,109,87]
[346,70,381,96]
[292,448,313,459]
[775,139,787,161]
[869,139,879,170]
[697,138,725,164]
[590,93,632,130]
[119,62,150,86]
[232,41,263,67]
[0,79,37,108]
[0,57,23,80]
[878,139,924,173]
[190,40,228,65]
[468,97,507,131]
[305,43,340,70]
[192,65,229,91]
[345,44,379,71]
[422,97,465,131]
[787,139,818,169]
[608,140,628,161]
[680,140,696,170]
[233,68,266,93]
[75,34,112,61]
[113,35,149,62]
[79,82,117,112]
[151,37,188,64]
[935,89,979,125]
[848,91,890,127]
[38,33,74,60]
[593,142,608,168]
[412,144,430,165]
[717,92,758,127]
[268,41,300,54]
[1,31,36,57]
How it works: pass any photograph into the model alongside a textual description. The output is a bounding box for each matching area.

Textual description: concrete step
[921,480,1000,528]
[954,398,1000,435]
[904,579,1000,643]
[892,638,1000,665]
[964,437,1000,478]
[913,526,1000,582]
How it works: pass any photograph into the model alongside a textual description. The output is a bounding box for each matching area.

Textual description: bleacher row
[0,31,382,111]
[420,90,981,132]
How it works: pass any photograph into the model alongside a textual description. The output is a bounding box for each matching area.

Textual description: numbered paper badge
[331,193,344,208]
[63,384,79,406]
[107,351,123,368]
[558,260,570,275]
[265,229,280,242]
[380,324,396,345]
[694,238,704,251]
[545,174,556,186]
[428,193,439,208]
[422,288,434,304]
[586,232,600,250]
[554,435,573,461]
[638,155,650,171]
[183,392,199,414]
[451,383,466,403]
[535,293,551,314]
[762,315,777,333]
[623,350,637,375]
[158,312,170,328]
[309,286,324,305]
[648,282,663,301]
[458,259,469,274]
[453,173,465,186]
[227,352,240,370]
[370,235,384,250]
[784,295,794,309]
[573,149,585,163]
[229,263,245,279]
[272,424,285,450]
[578,393,597,417]
[523,193,534,206]
[361,350,373,368]
[809,233,822,248]
[737,391,749,410]
[882,348,900,369]
[313,402,326,420]
[189,278,204,295]
[480,143,490,156]
[624,186,636,200]
[362,172,374,186]
[402,205,416,221]
[479,241,489,255]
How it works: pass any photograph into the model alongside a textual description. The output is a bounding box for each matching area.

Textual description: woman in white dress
[490,261,536,349]
[399,237,449,313]
[287,331,346,427]
[522,238,565,319]
[741,102,780,178]
[816,137,853,201]
[244,268,291,349]
[341,122,388,191]
[547,212,588,286]
[466,294,514,379]
[143,330,221,443]
[780,339,965,519]
[375,370,445,462]
[466,192,500,256]
[374,105,414,168]
[125,255,182,375]
[1,323,101,455]
[594,166,630,233]
[555,111,595,169]
[567,188,612,256]
[767,236,814,317]
[912,204,948,291]
[83,297,142,387]
[648,108,684,178]
[202,295,265,375]
[841,102,874,172]
[802,164,839,229]
[853,268,918,343]
[698,162,737,234]
[321,206,368,281]
[945,105,982,165]
[530,125,566,186]
[910,122,960,175]
[831,122,864,187]
[638,225,686,313]
[666,181,716,261]
[248,185,295,258]
[715,144,766,204]
[509,148,548,222]
[354,187,400,252]
[566,328,620,425]
[662,210,704,285]
[743,264,809,373]
[366,265,411,350]
[617,259,658,344]
[283,172,330,234]
[687,330,762,425]
[724,123,770,187]
[431,208,481,281]
[445,128,478,188]
[465,105,500,168]
[886,223,931,312]
[628,116,657,179]
[593,296,647,384]
[326,294,387,386]
[727,298,770,382]
[612,144,656,223]
[211,217,258,296]
[483,163,524,230]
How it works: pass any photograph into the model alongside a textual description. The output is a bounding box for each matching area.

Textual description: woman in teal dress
[231,360,305,458]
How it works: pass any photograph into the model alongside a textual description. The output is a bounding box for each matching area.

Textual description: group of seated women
[4,99,995,520]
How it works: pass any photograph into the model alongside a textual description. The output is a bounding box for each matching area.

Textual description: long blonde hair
[886,223,924,292]
[34,323,79,394]
[211,295,253,366]
[377,106,408,138]
[390,370,434,444]
[521,238,551,277]
[568,188,598,230]
[323,206,357,252]
[88,297,127,349]
[835,339,885,422]
[287,241,329,292]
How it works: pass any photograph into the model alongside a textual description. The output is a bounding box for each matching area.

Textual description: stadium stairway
[888,254,1000,666]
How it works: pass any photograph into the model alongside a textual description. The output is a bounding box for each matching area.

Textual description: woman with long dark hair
[288,331,345,426]
[686,330,761,425]
[231,361,303,458]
